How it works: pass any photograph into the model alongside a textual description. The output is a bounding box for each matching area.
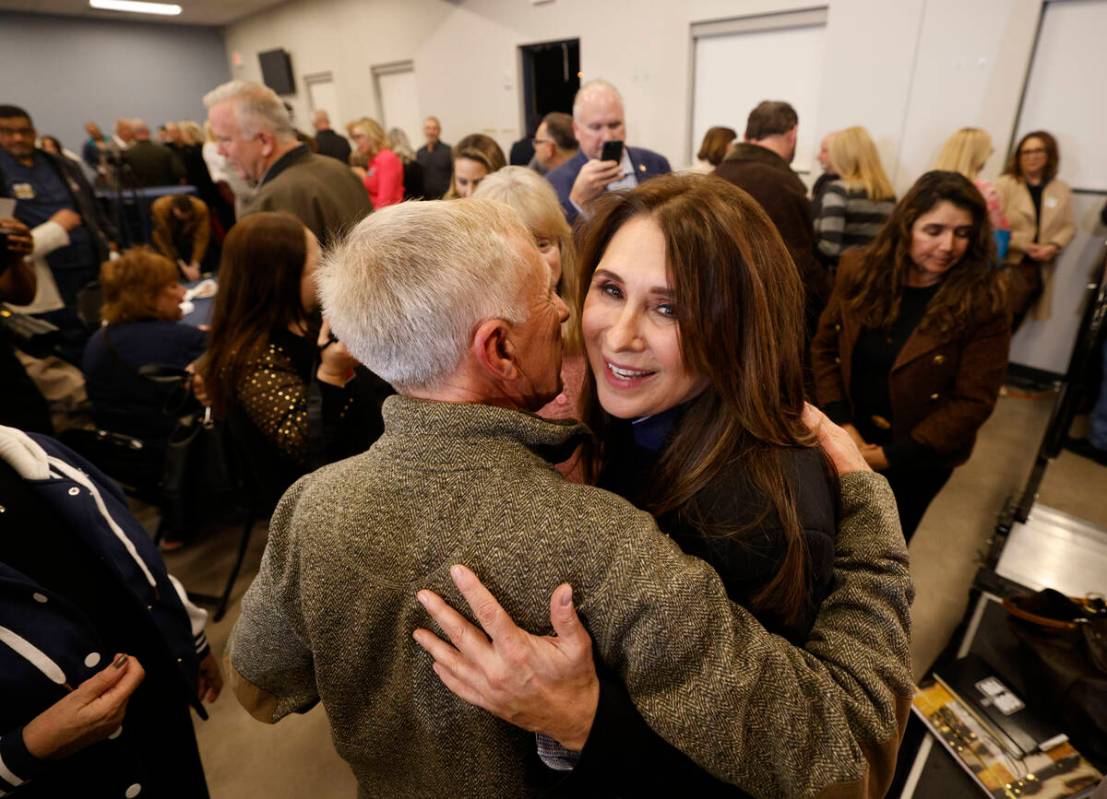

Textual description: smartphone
[600,140,624,164]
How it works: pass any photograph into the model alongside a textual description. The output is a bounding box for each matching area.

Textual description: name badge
[1045,197,1058,209]
[12,183,35,200]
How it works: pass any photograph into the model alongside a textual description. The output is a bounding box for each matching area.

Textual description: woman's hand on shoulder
[412,564,600,752]
[803,403,871,475]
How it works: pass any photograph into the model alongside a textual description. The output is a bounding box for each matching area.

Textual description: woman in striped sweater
[813,126,897,271]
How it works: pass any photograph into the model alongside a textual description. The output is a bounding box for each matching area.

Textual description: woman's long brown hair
[200,212,310,414]
[576,173,831,627]
[840,170,1006,339]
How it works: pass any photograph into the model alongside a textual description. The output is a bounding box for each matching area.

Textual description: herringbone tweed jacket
[229,396,914,798]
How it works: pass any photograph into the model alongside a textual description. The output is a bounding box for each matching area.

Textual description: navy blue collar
[629,403,687,452]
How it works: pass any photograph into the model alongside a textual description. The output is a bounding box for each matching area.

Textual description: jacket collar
[0,426,50,480]
[260,143,310,187]
[378,395,591,468]
[722,142,792,173]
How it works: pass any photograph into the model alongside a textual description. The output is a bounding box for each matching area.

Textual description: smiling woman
[812,170,1011,540]
[576,173,838,640]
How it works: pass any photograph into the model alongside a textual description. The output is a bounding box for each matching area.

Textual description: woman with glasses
[996,131,1075,329]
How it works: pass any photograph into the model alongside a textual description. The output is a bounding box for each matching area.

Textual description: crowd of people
[0,72,1097,797]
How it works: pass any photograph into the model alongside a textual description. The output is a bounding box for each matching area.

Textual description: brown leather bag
[1004,589,1107,763]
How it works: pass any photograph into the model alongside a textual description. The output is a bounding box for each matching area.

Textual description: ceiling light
[89,0,183,15]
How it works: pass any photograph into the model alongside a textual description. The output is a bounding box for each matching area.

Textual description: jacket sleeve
[235,344,356,465]
[0,726,49,792]
[150,199,176,260]
[814,182,849,260]
[1045,182,1076,251]
[904,309,1011,458]
[381,155,405,207]
[811,260,853,422]
[191,201,211,266]
[30,220,70,259]
[227,477,319,723]
[579,470,914,797]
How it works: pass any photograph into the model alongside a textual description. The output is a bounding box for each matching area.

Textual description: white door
[691,11,827,175]
[376,68,421,146]
[307,76,340,128]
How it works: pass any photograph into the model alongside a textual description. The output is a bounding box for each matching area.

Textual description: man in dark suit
[123,119,185,188]
[546,80,670,224]
[714,100,829,340]
[312,109,352,164]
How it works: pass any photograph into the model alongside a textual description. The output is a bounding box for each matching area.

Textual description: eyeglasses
[533,137,554,147]
[1019,147,1047,156]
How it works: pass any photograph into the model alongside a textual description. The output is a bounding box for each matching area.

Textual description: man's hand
[49,209,81,232]
[861,444,890,471]
[568,159,623,212]
[413,564,600,751]
[21,654,145,760]
[196,652,223,703]
[802,403,871,475]
[1,217,32,258]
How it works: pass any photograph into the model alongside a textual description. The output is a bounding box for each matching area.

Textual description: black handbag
[158,393,235,535]
[1005,589,1107,764]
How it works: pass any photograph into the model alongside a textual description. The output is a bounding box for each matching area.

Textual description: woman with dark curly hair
[812,170,1011,540]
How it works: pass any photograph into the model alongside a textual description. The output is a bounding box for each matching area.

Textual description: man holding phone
[546,80,670,224]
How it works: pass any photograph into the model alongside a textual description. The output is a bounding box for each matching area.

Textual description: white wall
[223,0,1107,373]
[222,0,1044,183]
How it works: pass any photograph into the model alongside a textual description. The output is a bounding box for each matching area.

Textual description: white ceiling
[0,0,289,27]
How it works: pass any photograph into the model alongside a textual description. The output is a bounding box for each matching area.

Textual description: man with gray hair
[226,198,914,796]
[546,79,670,223]
[204,80,369,243]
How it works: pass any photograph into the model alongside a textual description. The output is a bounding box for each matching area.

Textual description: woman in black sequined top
[200,212,375,503]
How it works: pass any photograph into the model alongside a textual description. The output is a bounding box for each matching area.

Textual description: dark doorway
[520,38,580,139]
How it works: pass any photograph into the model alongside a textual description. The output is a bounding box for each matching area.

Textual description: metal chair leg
[188,505,257,622]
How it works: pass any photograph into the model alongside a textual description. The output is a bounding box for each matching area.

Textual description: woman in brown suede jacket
[812,170,1011,540]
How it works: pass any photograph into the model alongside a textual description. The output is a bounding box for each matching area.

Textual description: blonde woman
[178,120,205,146]
[996,130,1075,328]
[933,127,1009,246]
[813,126,896,270]
[473,167,585,465]
[444,133,505,198]
[348,117,404,208]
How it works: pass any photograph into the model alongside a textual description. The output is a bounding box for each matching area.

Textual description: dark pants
[1007,259,1043,332]
[880,462,954,543]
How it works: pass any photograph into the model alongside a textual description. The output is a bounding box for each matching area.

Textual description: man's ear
[258,131,275,158]
[471,318,519,382]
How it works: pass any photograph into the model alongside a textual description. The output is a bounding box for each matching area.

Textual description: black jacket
[560,411,838,796]
[123,140,185,188]
[714,143,830,338]
[314,129,352,164]
[0,430,210,797]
